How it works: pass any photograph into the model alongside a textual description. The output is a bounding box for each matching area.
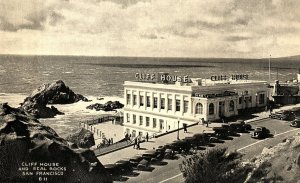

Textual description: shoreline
[0,93,124,138]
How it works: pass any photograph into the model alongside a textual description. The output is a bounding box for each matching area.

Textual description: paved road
[115,118,300,183]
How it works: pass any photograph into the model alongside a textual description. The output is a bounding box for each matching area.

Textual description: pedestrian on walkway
[146,132,149,142]
[111,138,113,144]
[133,138,137,149]
[183,124,187,133]
[136,138,140,150]
[108,138,111,146]
[206,120,209,127]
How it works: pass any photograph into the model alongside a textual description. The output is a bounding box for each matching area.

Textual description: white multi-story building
[123,74,269,137]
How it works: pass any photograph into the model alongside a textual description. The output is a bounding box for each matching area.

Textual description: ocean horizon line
[0,53,292,61]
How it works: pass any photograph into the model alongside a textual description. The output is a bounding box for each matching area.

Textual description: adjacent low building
[123,73,269,137]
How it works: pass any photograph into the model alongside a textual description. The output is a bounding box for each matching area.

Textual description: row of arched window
[195,100,235,115]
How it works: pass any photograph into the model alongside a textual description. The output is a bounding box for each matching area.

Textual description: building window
[126,113,130,122]
[159,119,164,130]
[168,99,172,111]
[209,103,214,115]
[133,95,137,105]
[132,130,136,137]
[176,100,181,112]
[140,96,144,106]
[239,97,242,104]
[229,100,234,112]
[184,101,189,113]
[161,98,165,109]
[126,94,131,105]
[133,114,136,124]
[146,96,151,107]
[153,97,158,108]
[259,93,265,104]
[153,118,157,128]
[139,116,143,126]
[146,117,150,127]
[195,103,203,114]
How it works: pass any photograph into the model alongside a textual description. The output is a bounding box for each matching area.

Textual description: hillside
[246,133,300,182]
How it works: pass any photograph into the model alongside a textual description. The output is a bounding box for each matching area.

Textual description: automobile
[203,130,221,143]
[142,150,159,162]
[115,160,132,173]
[290,119,300,128]
[104,163,122,176]
[129,155,144,167]
[251,126,270,139]
[169,139,191,153]
[212,127,229,139]
[192,133,207,146]
[269,110,294,120]
[164,148,175,159]
[137,159,151,171]
[228,120,252,132]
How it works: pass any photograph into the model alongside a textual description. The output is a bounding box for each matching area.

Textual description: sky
[0,0,300,58]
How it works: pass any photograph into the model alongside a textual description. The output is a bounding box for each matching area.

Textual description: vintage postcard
[0,1,300,183]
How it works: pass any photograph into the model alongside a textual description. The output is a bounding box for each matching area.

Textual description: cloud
[1,0,300,58]
[140,33,158,39]
[225,36,251,42]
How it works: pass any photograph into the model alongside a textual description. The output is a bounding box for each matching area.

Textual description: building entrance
[219,101,225,116]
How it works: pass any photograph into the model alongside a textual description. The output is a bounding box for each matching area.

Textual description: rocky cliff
[20,80,88,118]
[245,134,300,183]
[0,103,112,183]
[66,128,95,148]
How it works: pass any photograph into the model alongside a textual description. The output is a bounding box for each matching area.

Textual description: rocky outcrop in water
[86,101,124,111]
[66,128,95,148]
[0,103,112,183]
[20,80,88,118]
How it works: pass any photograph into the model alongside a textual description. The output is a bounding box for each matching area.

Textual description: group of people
[124,132,150,150]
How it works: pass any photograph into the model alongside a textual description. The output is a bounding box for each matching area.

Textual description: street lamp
[177,118,180,140]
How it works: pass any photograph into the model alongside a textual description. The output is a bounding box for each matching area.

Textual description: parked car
[290,119,300,128]
[192,133,207,146]
[104,164,122,176]
[212,127,229,139]
[137,159,151,171]
[142,150,159,162]
[129,155,144,167]
[251,126,270,139]
[164,148,175,159]
[115,160,132,173]
[229,120,252,132]
[169,139,191,153]
[269,110,294,120]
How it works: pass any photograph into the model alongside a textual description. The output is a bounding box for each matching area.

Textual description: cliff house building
[123,73,269,137]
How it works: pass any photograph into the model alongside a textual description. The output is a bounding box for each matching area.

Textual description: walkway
[98,123,211,165]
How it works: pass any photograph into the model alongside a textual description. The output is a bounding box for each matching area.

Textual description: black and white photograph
[0,0,300,183]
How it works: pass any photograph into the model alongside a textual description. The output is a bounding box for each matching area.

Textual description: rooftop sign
[211,74,249,81]
[135,73,190,83]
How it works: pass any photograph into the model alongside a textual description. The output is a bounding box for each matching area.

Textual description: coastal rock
[86,101,124,111]
[0,103,112,183]
[66,128,95,148]
[246,135,300,183]
[20,80,88,118]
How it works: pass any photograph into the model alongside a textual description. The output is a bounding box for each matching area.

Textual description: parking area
[98,104,300,182]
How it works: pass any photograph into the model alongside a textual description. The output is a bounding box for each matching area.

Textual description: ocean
[1,55,300,96]
[1,55,299,138]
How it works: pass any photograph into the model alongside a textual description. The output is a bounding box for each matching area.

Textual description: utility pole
[177,119,180,140]
[269,54,271,83]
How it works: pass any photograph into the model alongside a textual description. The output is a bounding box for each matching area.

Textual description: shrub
[180,147,252,183]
